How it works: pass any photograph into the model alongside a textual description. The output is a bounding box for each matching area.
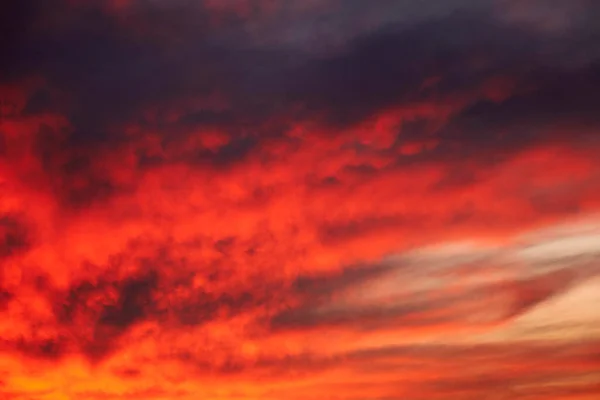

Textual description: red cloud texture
[1,0,600,399]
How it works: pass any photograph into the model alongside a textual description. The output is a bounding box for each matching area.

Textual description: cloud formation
[1,0,600,399]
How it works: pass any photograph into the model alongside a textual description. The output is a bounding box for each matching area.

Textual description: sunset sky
[1,1,600,399]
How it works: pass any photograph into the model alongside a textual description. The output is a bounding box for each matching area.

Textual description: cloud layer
[1,0,600,399]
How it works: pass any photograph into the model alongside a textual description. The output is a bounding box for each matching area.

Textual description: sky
[1,0,600,399]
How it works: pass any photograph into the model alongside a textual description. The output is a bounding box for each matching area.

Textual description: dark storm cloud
[2,1,292,140]
[435,62,600,150]
[5,0,597,144]
[1,0,597,219]
[141,134,261,170]
[288,12,533,127]
[0,0,41,81]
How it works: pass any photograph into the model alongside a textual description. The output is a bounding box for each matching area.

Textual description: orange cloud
[1,0,600,399]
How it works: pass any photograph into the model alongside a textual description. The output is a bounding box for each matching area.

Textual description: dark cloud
[143,134,261,170]
[267,263,401,331]
[97,271,158,328]
[7,0,597,148]
[318,215,410,244]
[0,0,42,81]
[436,62,600,151]
[2,0,598,215]
[114,367,142,379]
[52,270,158,361]
[0,290,13,311]
[7,337,68,362]
[288,12,529,127]
[168,290,259,327]
[291,263,395,299]
[0,214,32,259]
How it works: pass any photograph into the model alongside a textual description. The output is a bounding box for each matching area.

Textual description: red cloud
[1,0,600,399]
